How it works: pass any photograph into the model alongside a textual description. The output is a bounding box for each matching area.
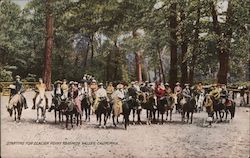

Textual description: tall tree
[169,2,178,88]
[43,0,53,90]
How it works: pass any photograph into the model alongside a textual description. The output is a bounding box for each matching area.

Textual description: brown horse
[7,94,24,122]
[61,99,82,129]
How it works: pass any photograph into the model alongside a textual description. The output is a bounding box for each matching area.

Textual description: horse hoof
[36,120,39,123]
[43,120,46,123]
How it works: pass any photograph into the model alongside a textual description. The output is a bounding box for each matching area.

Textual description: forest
[0,0,249,89]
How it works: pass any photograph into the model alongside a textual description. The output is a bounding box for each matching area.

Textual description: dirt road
[1,92,249,158]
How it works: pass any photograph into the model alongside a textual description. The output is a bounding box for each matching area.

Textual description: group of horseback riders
[7,74,236,128]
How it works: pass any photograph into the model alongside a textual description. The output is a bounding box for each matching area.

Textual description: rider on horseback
[112,84,125,116]
[68,82,83,115]
[155,82,166,107]
[164,83,172,96]
[61,79,69,100]
[93,83,109,113]
[80,80,91,104]
[9,75,28,109]
[48,81,63,112]
[182,84,192,102]
[32,78,48,109]
[106,82,115,101]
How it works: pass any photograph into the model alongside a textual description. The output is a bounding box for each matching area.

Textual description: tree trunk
[43,0,53,90]
[157,47,165,83]
[189,0,200,84]
[180,9,188,85]
[135,51,142,82]
[90,34,94,63]
[210,1,231,84]
[169,3,178,89]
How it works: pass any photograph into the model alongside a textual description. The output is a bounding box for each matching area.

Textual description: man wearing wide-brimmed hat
[9,75,28,109]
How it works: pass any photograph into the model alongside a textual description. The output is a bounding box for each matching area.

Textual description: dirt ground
[1,91,249,158]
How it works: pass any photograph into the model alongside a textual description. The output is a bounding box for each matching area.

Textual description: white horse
[7,94,24,122]
[35,92,47,123]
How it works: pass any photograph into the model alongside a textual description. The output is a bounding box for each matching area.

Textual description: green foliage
[0,0,249,83]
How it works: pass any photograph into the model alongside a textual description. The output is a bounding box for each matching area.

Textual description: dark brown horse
[51,95,64,123]
[81,95,91,122]
[96,98,111,128]
[61,99,82,129]
[180,96,196,124]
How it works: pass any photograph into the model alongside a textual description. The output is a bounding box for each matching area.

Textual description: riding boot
[32,98,36,109]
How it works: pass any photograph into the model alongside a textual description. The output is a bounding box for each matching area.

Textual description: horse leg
[55,109,57,124]
[76,114,79,126]
[187,112,190,123]
[59,111,61,122]
[215,111,218,120]
[66,115,68,129]
[181,111,184,122]
[170,110,172,121]
[84,107,87,121]
[14,109,17,121]
[225,109,228,121]
[99,114,102,127]
[104,114,107,128]
[137,110,141,124]
[43,108,46,123]
[132,109,135,124]
[71,114,73,128]
[166,110,168,121]
[88,107,91,122]
[157,110,160,122]
[18,107,22,121]
[112,115,116,127]
[161,113,164,124]
[36,108,39,123]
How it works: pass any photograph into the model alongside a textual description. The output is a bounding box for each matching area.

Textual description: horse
[80,95,91,122]
[7,94,24,122]
[35,92,47,123]
[224,98,236,121]
[112,98,130,130]
[211,97,225,122]
[61,99,82,129]
[138,92,156,125]
[180,95,196,124]
[127,96,141,125]
[96,97,111,128]
[155,96,167,124]
[51,95,64,123]
[165,95,175,122]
